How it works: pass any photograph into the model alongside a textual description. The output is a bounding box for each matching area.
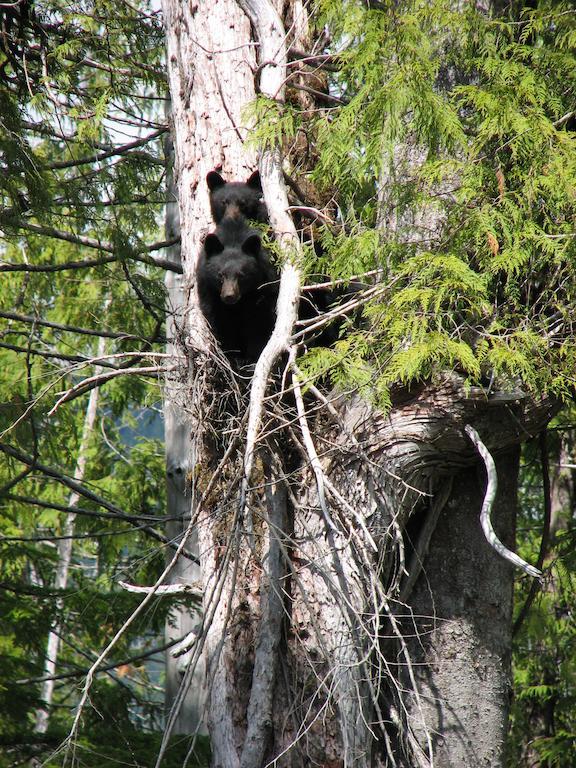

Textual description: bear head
[206,170,267,224]
[202,231,264,305]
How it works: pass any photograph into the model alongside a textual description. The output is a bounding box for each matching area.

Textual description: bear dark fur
[197,219,278,361]
[206,170,268,225]
[201,171,359,362]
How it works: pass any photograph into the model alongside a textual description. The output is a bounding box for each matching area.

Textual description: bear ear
[242,234,261,257]
[207,171,226,191]
[205,233,224,257]
[246,171,262,191]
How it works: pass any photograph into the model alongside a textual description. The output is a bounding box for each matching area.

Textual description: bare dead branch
[290,346,338,532]
[169,631,198,659]
[287,50,341,72]
[236,0,303,524]
[119,580,202,601]
[288,80,346,105]
[464,424,542,579]
[240,455,287,768]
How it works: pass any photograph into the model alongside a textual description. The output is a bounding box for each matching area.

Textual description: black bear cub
[197,219,278,362]
[206,170,268,225]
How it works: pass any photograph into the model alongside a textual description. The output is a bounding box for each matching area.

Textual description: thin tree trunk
[549,432,575,540]
[34,335,106,734]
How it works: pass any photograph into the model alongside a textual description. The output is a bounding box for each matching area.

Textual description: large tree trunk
[161,2,555,766]
[405,450,518,767]
[161,1,259,761]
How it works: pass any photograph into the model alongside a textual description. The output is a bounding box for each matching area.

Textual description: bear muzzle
[220,279,241,305]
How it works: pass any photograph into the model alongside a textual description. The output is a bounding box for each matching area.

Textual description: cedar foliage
[268,0,576,404]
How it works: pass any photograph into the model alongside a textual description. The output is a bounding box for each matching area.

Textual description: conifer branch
[47,127,167,170]
[75,55,166,80]
[0,309,164,342]
[0,340,122,367]
[0,253,119,273]
[19,119,116,146]
[4,493,166,524]
[48,365,173,415]
[513,430,552,635]
[0,222,182,273]
[0,442,194,558]
[1,524,155,543]
[16,635,185,686]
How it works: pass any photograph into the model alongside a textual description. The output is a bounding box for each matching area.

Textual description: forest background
[0,1,575,767]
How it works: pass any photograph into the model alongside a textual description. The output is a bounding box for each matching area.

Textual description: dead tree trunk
[161,2,556,766]
[161,2,260,763]
[163,128,206,734]
[34,333,106,734]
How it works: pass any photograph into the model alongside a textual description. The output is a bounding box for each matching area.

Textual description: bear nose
[221,280,240,304]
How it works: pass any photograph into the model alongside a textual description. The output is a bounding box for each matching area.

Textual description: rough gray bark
[161,2,260,764]
[163,130,206,734]
[404,450,518,767]
[297,381,554,768]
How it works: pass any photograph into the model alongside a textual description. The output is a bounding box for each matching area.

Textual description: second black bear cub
[197,219,278,361]
[206,170,267,224]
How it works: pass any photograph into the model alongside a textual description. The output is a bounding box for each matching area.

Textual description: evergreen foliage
[0,1,193,764]
[510,422,576,767]
[273,0,576,405]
